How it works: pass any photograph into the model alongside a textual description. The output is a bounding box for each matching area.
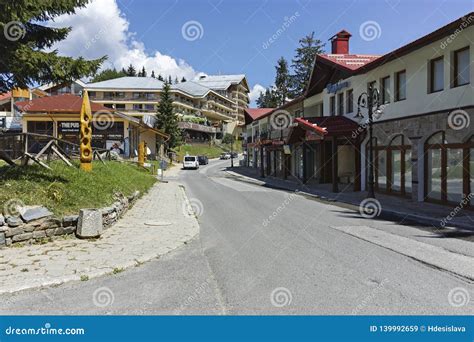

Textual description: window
[330,96,336,116]
[133,104,143,110]
[453,47,470,87]
[395,70,406,101]
[115,104,125,110]
[346,89,353,113]
[381,76,390,103]
[337,93,344,116]
[429,57,444,93]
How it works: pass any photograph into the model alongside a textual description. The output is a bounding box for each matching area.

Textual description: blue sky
[54,0,473,103]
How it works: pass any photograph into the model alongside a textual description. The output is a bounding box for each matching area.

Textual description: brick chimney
[330,30,351,54]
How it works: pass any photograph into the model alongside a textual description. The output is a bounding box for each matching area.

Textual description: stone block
[63,226,76,234]
[5,227,23,238]
[54,227,65,236]
[5,238,11,246]
[12,233,33,242]
[20,206,53,223]
[76,209,103,238]
[45,229,55,237]
[6,217,22,227]
[0,214,4,226]
[0,232,5,245]
[62,215,78,227]
[32,230,46,239]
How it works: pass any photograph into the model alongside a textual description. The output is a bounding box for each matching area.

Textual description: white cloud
[249,84,266,104]
[49,0,198,80]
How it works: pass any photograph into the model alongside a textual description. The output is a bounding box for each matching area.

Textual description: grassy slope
[0,161,156,216]
[176,143,243,161]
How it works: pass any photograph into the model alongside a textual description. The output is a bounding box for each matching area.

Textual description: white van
[183,156,199,170]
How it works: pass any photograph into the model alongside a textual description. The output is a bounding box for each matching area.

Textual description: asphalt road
[1,158,473,315]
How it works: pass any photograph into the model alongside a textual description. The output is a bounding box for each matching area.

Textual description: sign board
[326,81,350,94]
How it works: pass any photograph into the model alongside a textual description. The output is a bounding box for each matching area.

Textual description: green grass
[0,160,157,216]
[176,143,243,161]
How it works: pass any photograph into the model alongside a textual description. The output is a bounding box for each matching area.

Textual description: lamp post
[230,135,234,168]
[354,85,382,199]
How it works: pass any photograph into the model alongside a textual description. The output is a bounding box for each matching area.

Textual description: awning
[287,117,327,144]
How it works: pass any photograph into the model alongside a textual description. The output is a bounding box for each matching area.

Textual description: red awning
[294,117,327,136]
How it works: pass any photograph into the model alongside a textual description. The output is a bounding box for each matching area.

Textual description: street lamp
[230,136,234,168]
[354,85,383,199]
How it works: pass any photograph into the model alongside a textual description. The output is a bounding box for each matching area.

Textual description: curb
[0,182,200,295]
[224,170,474,233]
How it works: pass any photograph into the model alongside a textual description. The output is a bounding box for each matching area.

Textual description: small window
[381,76,390,103]
[337,93,344,116]
[453,47,470,87]
[330,96,336,116]
[429,57,444,93]
[346,89,354,113]
[395,70,406,101]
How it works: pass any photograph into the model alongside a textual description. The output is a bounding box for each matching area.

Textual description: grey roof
[171,81,211,97]
[195,74,247,90]
[86,77,164,90]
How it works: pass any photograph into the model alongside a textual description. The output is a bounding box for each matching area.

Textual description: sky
[50,0,473,104]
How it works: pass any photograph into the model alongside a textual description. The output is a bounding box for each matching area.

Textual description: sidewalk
[0,166,199,294]
[226,166,474,232]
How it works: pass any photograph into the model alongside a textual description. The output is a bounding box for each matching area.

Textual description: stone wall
[0,191,140,247]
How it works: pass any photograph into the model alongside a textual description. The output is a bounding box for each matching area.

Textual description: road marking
[331,225,474,280]
[210,177,268,192]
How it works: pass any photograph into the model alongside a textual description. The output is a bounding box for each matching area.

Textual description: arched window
[425,132,472,204]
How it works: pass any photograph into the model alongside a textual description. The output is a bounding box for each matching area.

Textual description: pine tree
[289,32,325,97]
[256,88,279,108]
[168,75,172,84]
[0,0,105,92]
[181,77,187,82]
[157,74,164,81]
[126,64,136,76]
[151,70,156,78]
[174,76,179,84]
[274,57,291,106]
[92,68,126,83]
[139,66,146,77]
[156,81,181,150]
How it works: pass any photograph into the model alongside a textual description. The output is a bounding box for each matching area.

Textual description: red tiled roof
[318,54,381,71]
[15,94,109,113]
[305,116,360,137]
[294,117,327,135]
[0,92,12,102]
[245,108,275,121]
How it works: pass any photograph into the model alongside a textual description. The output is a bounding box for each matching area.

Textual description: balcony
[178,121,218,134]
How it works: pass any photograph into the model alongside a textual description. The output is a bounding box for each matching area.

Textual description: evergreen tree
[256,88,279,108]
[289,32,325,97]
[156,81,181,150]
[151,70,156,78]
[181,77,187,82]
[174,76,179,84]
[139,66,146,77]
[91,68,126,83]
[274,57,291,106]
[0,0,105,92]
[168,75,172,84]
[157,74,164,81]
[126,64,136,76]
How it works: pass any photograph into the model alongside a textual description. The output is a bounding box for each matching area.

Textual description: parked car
[183,156,199,169]
[230,152,238,158]
[220,153,231,160]
[197,155,209,165]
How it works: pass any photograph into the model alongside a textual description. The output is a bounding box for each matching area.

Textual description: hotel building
[245,13,474,207]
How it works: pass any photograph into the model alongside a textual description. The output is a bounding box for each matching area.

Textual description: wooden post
[138,141,145,167]
[354,139,361,192]
[79,91,93,172]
